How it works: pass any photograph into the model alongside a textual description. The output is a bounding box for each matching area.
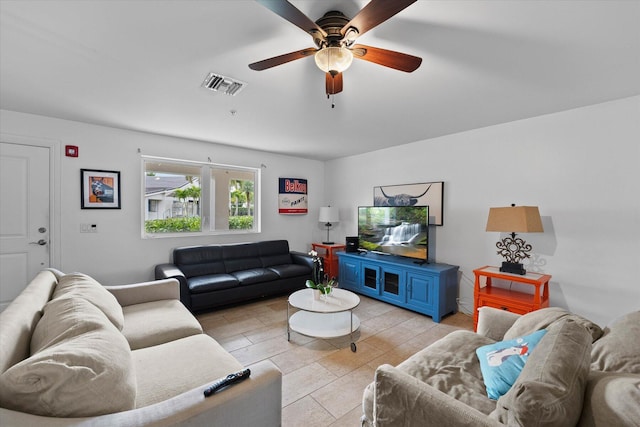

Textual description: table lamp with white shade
[319,206,339,245]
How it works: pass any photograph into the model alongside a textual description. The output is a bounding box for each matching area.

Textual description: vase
[320,285,332,301]
[313,289,321,300]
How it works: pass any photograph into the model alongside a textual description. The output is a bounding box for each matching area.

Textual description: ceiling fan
[249,0,422,99]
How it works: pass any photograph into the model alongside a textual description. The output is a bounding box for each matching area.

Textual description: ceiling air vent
[201,72,246,96]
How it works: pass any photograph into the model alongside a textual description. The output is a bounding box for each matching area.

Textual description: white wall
[325,96,640,326]
[3,96,638,325]
[1,110,326,285]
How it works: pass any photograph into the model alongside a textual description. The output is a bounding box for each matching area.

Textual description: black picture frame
[373,181,444,225]
[80,169,121,209]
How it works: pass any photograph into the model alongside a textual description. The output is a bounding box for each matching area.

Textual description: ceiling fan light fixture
[314,46,353,74]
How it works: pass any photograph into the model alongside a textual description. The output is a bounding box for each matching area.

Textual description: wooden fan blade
[326,72,343,95]
[351,44,422,72]
[257,0,327,37]
[341,0,416,38]
[249,48,317,71]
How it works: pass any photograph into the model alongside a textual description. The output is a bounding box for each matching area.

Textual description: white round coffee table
[287,288,361,352]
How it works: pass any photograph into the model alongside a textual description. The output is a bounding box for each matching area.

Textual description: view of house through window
[142,156,259,236]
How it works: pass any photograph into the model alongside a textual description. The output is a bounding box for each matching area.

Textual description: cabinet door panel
[406,273,435,311]
[361,263,381,297]
[339,258,360,290]
[381,267,405,302]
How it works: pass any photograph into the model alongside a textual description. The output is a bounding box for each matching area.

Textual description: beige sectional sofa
[362,306,640,427]
[0,269,282,426]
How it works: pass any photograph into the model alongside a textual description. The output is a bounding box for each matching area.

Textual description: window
[148,199,159,213]
[142,156,260,237]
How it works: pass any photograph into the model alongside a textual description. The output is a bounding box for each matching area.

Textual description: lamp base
[499,262,526,275]
[322,241,335,245]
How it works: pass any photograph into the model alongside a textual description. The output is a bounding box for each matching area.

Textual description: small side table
[473,266,552,331]
[311,243,346,280]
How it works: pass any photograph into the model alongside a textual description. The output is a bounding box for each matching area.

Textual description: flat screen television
[358,205,429,263]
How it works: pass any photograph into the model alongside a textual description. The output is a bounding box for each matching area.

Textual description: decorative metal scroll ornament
[495,232,532,263]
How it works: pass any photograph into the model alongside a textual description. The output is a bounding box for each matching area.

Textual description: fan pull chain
[326,91,336,108]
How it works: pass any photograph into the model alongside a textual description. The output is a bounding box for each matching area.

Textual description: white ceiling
[1,1,639,161]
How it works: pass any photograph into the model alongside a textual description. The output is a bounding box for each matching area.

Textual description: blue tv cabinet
[337,252,459,322]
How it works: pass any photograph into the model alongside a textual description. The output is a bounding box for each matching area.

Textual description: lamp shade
[319,206,339,224]
[486,206,543,233]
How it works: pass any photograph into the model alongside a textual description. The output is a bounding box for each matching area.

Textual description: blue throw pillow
[476,329,547,399]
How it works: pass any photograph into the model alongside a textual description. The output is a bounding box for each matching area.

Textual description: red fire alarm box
[65,145,79,157]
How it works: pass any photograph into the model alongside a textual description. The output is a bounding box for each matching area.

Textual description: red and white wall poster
[278,177,307,214]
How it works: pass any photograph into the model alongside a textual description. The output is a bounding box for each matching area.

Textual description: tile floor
[197,293,473,426]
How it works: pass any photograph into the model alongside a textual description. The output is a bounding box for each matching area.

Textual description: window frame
[141,155,261,238]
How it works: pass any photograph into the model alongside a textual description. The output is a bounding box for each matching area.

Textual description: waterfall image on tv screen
[358,206,429,261]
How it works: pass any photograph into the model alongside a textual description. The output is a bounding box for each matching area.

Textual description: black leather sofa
[154,240,313,312]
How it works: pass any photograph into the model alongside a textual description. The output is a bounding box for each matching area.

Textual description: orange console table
[473,266,552,330]
[311,243,345,281]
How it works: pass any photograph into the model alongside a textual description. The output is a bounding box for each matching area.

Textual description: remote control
[203,368,251,397]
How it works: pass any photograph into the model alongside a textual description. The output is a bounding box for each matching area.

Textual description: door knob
[29,239,47,246]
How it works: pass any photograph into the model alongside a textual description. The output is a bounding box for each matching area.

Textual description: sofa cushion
[395,330,497,415]
[267,263,310,279]
[223,243,262,272]
[30,295,117,355]
[261,253,293,267]
[53,272,124,330]
[476,329,547,399]
[121,299,203,350]
[259,239,293,266]
[231,268,280,285]
[174,245,226,278]
[578,371,640,427]
[490,318,591,427]
[188,274,239,293]
[590,310,640,374]
[257,239,290,255]
[179,261,227,278]
[0,297,136,417]
[0,269,57,374]
[132,334,243,407]
[503,307,602,343]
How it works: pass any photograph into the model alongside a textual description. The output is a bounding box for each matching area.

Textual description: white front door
[0,142,51,310]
